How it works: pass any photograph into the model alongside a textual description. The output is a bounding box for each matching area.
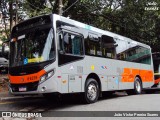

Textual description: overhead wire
[79,3,147,41]
[26,1,44,12]
[62,0,79,14]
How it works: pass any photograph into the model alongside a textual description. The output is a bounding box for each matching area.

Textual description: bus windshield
[10,27,55,67]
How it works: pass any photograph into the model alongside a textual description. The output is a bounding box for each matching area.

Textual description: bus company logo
[145,2,159,11]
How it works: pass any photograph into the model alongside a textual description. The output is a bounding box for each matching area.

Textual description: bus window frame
[58,29,85,57]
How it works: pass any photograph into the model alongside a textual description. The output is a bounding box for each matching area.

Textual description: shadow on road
[1,90,160,112]
[0,92,128,111]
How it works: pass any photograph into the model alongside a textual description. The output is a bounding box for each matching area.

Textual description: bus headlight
[40,70,54,83]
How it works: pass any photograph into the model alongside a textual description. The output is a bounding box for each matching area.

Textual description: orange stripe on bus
[121,68,132,82]
[121,68,153,82]
[140,70,153,82]
[9,70,46,84]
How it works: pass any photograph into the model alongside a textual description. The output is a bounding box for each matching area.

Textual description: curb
[0,96,27,101]
[0,96,43,102]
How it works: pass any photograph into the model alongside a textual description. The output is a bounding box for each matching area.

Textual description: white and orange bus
[5,14,154,103]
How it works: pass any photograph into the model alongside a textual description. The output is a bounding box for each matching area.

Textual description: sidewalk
[0,76,20,101]
[0,91,17,101]
[0,92,12,97]
[0,74,9,92]
[0,74,11,100]
[0,75,30,101]
[0,91,43,101]
[0,75,43,101]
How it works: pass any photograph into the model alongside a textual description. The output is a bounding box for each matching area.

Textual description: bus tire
[134,77,142,94]
[126,77,142,95]
[84,78,99,104]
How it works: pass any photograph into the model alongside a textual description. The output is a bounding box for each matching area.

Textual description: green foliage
[23,0,52,17]
[0,0,159,52]
[63,0,160,52]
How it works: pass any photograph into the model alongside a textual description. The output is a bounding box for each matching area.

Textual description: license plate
[19,87,27,92]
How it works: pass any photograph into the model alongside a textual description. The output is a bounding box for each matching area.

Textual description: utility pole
[58,0,63,15]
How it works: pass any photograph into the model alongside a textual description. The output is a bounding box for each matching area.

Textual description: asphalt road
[0,91,160,120]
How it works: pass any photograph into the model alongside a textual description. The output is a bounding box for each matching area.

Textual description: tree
[0,0,27,39]
[63,0,160,52]
[0,0,160,52]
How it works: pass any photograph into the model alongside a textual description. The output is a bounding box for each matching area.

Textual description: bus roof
[13,14,150,49]
[53,14,150,49]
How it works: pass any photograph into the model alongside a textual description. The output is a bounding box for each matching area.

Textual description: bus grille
[10,82,39,92]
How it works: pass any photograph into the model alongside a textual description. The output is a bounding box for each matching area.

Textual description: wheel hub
[135,80,141,93]
[87,83,97,101]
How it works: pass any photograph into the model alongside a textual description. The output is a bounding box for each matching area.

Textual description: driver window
[59,31,84,56]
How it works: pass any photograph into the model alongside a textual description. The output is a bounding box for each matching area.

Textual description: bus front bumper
[9,77,59,95]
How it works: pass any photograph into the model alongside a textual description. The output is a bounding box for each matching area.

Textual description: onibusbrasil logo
[1,112,42,118]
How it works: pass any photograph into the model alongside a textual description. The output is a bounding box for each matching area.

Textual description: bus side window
[90,43,96,55]
[60,31,84,56]
[85,33,101,56]
[101,35,116,59]
[115,39,127,60]
[64,33,72,54]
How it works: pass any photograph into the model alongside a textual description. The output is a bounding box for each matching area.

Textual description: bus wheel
[134,77,142,94]
[84,78,99,104]
[126,77,142,95]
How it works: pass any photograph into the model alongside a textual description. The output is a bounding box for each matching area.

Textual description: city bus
[5,14,154,103]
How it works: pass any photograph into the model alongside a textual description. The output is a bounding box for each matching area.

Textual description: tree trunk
[15,0,18,25]
[9,1,13,33]
[58,0,63,15]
